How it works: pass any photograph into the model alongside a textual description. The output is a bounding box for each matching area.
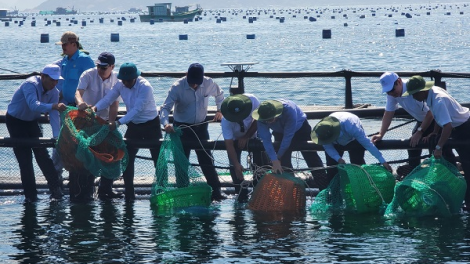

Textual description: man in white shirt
[403,75,470,210]
[75,52,121,201]
[373,72,455,178]
[93,62,161,202]
[160,63,226,201]
[220,93,266,202]
[312,112,393,183]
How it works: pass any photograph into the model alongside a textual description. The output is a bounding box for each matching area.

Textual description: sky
[1,0,466,11]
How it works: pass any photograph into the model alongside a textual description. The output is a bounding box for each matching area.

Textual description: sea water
[0,3,470,263]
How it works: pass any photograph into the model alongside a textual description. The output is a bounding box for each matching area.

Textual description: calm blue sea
[0,3,470,263]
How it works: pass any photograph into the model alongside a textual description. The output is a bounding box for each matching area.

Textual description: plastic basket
[150,184,212,209]
[247,173,306,212]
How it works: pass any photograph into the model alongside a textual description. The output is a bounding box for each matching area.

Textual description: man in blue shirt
[54,31,95,202]
[252,99,326,186]
[6,64,67,203]
[311,112,393,185]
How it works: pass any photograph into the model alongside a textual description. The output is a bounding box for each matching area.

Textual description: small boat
[139,3,202,22]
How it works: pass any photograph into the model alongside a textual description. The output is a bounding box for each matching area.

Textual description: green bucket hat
[252,100,283,121]
[311,116,341,145]
[118,62,141,81]
[221,94,252,122]
[402,75,434,96]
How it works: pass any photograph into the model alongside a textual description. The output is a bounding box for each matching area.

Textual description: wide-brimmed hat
[380,72,399,93]
[56,31,79,45]
[187,63,204,85]
[221,94,253,122]
[402,75,434,96]
[311,116,341,145]
[252,100,283,121]
[41,64,64,80]
[117,62,141,80]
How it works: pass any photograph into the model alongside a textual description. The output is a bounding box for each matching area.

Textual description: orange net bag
[56,107,128,179]
[247,173,306,212]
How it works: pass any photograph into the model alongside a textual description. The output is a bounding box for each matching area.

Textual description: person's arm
[94,83,120,112]
[238,120,257,149]
[75,89,88,110]
[434,122,453,159]
[323,144,342,162]
[211,80,224,121]
[276,111,297,159]
[371,110,394,143]
[225,139,244,180]
[410,110,433,147]
[160,86,177,133]
[108,101,119,122]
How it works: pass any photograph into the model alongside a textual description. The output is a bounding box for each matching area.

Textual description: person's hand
[233,163,245,181]
[53,103,67,112]
[382,162,393,173]
[272,160,283,174]
[77,102,89,111]
[409,131,423,147]
[213,111,223,121]
[337,158,346,164]
[422,132,437,143]
[237,138,249,149]
[433,148,443,159]
[164,124,175,133]
[91,106,97,112]
[371,134,383,144]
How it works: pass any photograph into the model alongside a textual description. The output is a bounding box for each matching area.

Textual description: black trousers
[325,140,366,181]
[174,121,222,193]
[272,119,326,178]
[409,120,456,167]
[450,119,470,206]
[228,138,268,191]
[5,113,61,200]
[123,117,162,197]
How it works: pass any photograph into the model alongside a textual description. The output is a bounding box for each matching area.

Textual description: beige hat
[56,31,79,45]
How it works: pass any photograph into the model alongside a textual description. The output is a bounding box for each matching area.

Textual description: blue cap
[187,63,204,85]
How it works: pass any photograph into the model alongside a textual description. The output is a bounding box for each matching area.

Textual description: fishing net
[150,128,212,209]
[56,107,128,179]
[247,173,306,212]
[311,164,395,214]
[384,157,466,218]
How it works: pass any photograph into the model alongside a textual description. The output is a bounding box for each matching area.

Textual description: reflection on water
[1,196,470,263]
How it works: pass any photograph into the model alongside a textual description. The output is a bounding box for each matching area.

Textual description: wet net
[247,173,306,212]
[384,157,466,218]
[150,128,212,209]
[311,164,396,214]
[56,107,128,179]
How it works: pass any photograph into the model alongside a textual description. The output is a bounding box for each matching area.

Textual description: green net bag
[311,164,395,214]
[384,157,466,218]
[56,107,128,179]
[150,128,212,209]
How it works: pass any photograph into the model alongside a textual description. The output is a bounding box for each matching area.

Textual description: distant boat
[39,7,78,15]
[139,3,202,22]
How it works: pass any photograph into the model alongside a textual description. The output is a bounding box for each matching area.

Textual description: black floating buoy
[322,29,332,39]
[110,33,119,42]
[99,18,104,23]
[56,21,60,26]
[179,34,188,40]
[40,33,49,43]
[309,17,316,21]
[405,13,412,18]
[150,19,155,25]
[118,21,123,26]
[246,34,255,39]
[82,20,86,26]
[395,28,405,37]
[183,19,188,24]
[31,21,36,27]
